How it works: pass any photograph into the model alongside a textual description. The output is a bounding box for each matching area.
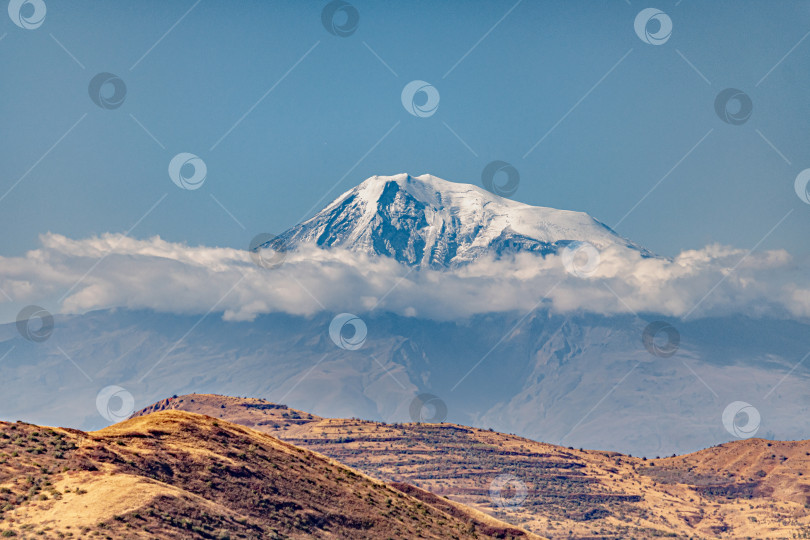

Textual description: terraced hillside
[134,394,810,538]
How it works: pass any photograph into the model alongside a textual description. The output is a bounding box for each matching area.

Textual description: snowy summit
[276,173,647,268]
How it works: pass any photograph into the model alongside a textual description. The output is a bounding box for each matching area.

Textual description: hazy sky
[2,0,809,262]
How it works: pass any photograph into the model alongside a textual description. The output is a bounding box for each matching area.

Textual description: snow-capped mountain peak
[277,173,646,268]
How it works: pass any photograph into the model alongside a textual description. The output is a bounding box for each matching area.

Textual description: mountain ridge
[0,409,540,539]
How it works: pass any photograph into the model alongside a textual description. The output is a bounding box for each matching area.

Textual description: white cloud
[0,232,808,322]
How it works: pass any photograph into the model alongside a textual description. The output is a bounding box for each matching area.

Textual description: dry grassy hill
[0,410,540,539]
[133,394,810,539]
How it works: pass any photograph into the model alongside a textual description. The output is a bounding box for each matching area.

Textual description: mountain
[0,410,539,539]
[1,173,809,459]
[273,174,649,267]
[131,394,810,539]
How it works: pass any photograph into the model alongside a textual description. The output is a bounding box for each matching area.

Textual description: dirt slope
[0,410,540,539]
[133,393,810,539]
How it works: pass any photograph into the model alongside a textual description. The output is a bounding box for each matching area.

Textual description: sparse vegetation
[122,393,810,539]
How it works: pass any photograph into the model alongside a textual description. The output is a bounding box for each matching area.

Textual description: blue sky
[2,0,810,263]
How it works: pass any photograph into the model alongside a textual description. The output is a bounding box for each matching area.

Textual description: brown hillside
[133,394,810,539]
[0,410,541,539]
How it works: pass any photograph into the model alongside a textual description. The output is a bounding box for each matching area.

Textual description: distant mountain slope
[133,394,810,539]
[273,174,649,267]
[0,410,540,539]
[3,309,810,460]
